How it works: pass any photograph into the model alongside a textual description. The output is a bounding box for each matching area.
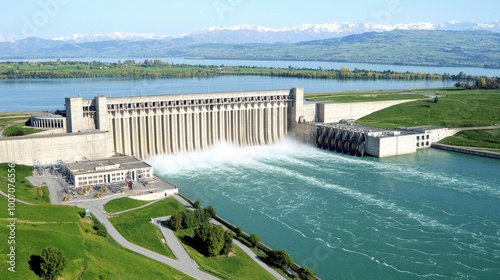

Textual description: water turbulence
[148,138,500,280]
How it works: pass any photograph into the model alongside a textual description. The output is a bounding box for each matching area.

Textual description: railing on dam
[316,125,366,156]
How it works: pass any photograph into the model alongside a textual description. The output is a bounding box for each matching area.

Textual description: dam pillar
[95,96,109,131]
[65,97,83,133]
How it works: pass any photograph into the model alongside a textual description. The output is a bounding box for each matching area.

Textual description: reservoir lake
[1,60,499,279]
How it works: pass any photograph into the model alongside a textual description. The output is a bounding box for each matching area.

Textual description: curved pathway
[68,197,218,280]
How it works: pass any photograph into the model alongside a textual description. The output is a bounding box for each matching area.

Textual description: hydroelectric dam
[0,87,454,165]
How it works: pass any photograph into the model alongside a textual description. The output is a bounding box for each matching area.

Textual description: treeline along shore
[1,60,499,88]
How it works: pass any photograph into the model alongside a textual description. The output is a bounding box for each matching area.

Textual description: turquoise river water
[148,139,500,279]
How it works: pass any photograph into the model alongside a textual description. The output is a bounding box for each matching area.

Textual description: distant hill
[1,30,499,69]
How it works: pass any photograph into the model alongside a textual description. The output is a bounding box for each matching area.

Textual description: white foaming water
[146,138,316,174]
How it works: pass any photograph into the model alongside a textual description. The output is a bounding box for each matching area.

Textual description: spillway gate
[316,125,366,156]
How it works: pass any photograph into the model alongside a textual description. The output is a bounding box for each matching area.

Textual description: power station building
[62,155,153,188]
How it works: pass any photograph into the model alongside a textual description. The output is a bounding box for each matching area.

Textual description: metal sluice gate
[316,126,366,156]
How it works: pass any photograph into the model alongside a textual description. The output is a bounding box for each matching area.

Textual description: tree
[168,212,183,231]
[221,230,233,255]
[181,210,197,229]
[267,249,293,270]
[40,246,67,280]
[249,233,260,248]
[234,227,243,237]
[193,200,201,209]
[297,267,316,280]
[205,205,216,219]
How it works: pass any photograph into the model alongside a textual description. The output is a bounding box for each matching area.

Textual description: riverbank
[431,143,500,159]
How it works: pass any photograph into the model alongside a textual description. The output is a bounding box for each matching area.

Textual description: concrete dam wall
[0,87,422,165]
[66,89,295,159]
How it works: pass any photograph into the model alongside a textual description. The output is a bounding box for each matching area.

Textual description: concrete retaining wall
[431,143,500,159]
[129,188,179,201]
[0,131,113,165]
[318,100,417,123]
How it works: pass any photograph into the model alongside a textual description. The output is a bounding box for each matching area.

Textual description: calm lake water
[0,75,453,112]
[150,140,500,280]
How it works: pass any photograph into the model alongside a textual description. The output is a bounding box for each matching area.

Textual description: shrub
[297,267,316,280]
[40,246,67,280]
[194,223,233,257]
[92,216,108,237]
[168,212,183,231]
[267,249,293,270]
[249,233,260,248]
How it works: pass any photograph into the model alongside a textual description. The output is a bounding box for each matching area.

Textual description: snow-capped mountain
[0,35,15,43]
[180,21,500,44]
[3,20,500,45]
[51,31,169,43]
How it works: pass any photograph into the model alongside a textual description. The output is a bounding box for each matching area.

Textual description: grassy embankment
[108,198,183,259]
[306,88,500,149]
[0,163,191,280]
[175,229,277,280]
[103,197,150,213]
[318,88,500,129]
[438,129,500,151]
[0,115,42,137]
[108,199,278,280]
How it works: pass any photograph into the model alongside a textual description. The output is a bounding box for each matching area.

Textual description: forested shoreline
[1,60,499,88]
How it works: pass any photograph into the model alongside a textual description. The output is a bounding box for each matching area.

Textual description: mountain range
[1,20,500,44]
[1,21,500,69]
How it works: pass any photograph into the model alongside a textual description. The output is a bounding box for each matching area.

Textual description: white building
[62,155,153,188]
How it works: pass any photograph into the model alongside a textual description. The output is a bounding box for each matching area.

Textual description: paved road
[68,198,218,280]
[153,216,198,268]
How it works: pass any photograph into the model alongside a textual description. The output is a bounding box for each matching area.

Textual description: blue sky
[3,0,499,39]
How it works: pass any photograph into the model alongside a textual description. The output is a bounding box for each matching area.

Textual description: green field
[0,115,42,138]
[0,163,50,204]
[108,198,186,259]
[439,129,500,150]
[355,89,500,129]
[0,165,191,279]
[2,122,42,137]
[103,197,150,213]
[175,229,276,280]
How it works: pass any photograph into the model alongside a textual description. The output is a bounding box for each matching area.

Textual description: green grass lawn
[108,198,185,259]
[2,122,42,137]
[0,163,50,205]
[0,164,191,279]
[175,229,276,280]
[356,89,500,129]
[0,199,191,280]
[439,129,500,149]
[0,116,43,137]
[104,197,150,213]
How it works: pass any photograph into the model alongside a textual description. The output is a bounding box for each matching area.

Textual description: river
[149,140,500,279]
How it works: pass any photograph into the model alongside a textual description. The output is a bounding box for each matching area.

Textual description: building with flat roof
[62,155,153,188]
